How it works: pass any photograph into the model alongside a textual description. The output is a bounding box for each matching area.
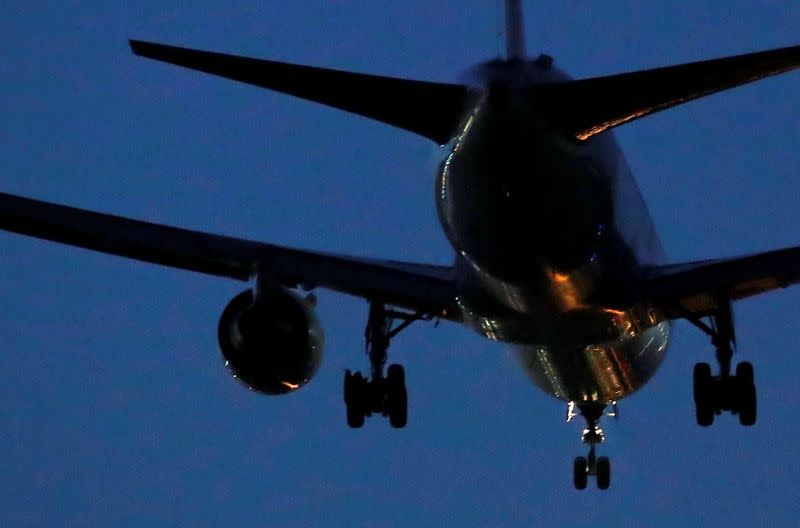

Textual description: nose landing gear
[571,403,612,490]
[343,302,430,429]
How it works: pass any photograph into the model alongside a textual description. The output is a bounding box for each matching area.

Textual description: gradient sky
[1,2,799,526]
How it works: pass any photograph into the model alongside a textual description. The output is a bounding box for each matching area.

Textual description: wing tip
[129,39,167,59]
[129,39,145,56]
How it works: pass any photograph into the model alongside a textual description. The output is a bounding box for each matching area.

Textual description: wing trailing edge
[0,191,458,314]
[532,45,800,140]
[641,246,800,318]
[129,39,469,144]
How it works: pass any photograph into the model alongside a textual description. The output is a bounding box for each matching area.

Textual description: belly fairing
[515,321,671,403]
[454,266,671,404]
[456,275,671,403]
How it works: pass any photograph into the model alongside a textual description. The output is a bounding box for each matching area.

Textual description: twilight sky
[1,1,798,526]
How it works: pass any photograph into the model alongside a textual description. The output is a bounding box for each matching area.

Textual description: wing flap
[641,246,800,317]
[532,45,800,140]
[0,191,456,313]
[130,39,470,144]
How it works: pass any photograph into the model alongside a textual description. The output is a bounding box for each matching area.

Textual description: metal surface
[0,35,798,413]
[504,0,526,60]
[438,58,671,403]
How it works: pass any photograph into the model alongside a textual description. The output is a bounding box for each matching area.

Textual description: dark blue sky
[1,2,798,526]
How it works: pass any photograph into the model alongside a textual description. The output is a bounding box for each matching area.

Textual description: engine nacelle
[217,288,324,395]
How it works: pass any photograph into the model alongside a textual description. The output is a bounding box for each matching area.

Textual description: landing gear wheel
[737,383,756,426]
[347,404,365,428]
[344,302,431,428]
[344,370,366,428]
[573,457,588,490]
[387,363,405,385]
[686,300,761,427]
[734,362,756,426]
[596,456,611,490]
[736,361,754,386]
[386,364,408,428]
[693,362,714,427]
[735,362,756,426]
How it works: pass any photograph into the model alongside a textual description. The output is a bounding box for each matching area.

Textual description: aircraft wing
[0,191,457,316]
[640,246,800,318]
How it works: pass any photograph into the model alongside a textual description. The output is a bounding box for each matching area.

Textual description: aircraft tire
[736,362,754,386]
[387,364,408,428]
[737,383,757,427]
[573,457,588,490]
[345,371,366,428]
[387,364,405,386]
[596,456,611,490]
[693,362,714,426]
[387,389,407,429]
[347,403,365,428]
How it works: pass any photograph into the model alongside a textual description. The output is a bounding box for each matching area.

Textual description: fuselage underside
[438,59,671,404]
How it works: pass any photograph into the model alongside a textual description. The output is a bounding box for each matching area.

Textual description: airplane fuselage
[437,59,671,404]
[2,19,796,491]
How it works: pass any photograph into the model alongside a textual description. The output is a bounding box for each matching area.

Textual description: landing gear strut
[343,302,430,429]
[572,403,612,490]
[685,299,757,426]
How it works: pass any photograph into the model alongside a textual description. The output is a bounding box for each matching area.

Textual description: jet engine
[217,288,324,394]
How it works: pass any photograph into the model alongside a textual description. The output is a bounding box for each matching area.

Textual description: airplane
[0,0,798,490]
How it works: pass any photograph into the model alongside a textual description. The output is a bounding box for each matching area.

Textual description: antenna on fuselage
[504,0,527,60]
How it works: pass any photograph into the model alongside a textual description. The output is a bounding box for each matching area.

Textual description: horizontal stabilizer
[130,40,469,144]
[532,45,800,140]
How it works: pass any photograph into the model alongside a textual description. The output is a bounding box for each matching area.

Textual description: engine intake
[217,288,324,394]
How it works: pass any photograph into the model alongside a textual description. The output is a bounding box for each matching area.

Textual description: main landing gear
[571,403,614,490]
[343,302,431,429]
[685,300,757,427]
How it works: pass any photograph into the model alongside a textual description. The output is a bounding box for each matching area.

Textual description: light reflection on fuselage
[439,58,671,403]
